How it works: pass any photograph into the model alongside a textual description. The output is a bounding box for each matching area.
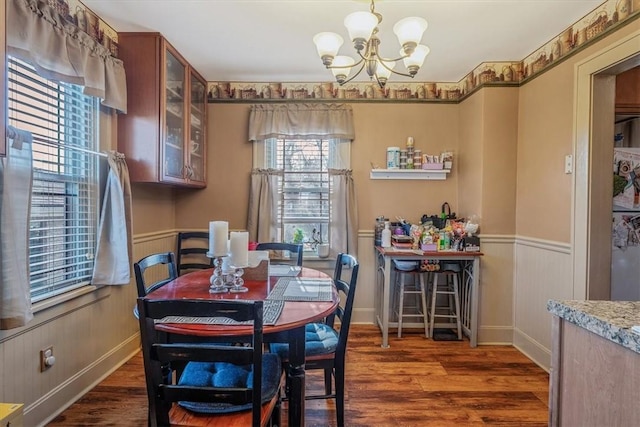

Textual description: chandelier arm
[326,57,365,71]
[377,59,415,79]
[377,53,409,63]
[336,61,367,86]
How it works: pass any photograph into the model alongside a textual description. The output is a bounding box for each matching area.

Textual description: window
[7,56,101,301]
[259,138,349,251]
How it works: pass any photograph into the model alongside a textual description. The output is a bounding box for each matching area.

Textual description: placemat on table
[266,277,334,302]
[156,300,285,326]
[269,265,302,277]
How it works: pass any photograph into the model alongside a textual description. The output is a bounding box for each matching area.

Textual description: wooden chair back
[329,253,359,360]
[255,242,303,267]
[177,231,213,275]
[137,298,279,427]
[133,252,178,297]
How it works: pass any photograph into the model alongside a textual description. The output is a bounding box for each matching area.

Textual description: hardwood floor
[47,325,549,426]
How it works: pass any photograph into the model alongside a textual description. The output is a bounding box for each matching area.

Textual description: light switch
[564,155,573,174]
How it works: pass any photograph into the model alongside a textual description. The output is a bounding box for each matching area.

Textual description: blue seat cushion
[269,322,339,358]
[177,352,281,414]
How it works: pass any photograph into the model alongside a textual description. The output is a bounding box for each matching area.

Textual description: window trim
[7,56,103,303]
[252,138,351,251]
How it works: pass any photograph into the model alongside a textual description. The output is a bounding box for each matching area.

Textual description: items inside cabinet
[116,32,207,187]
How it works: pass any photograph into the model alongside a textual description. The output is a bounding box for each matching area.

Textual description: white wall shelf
[369,169,451,180]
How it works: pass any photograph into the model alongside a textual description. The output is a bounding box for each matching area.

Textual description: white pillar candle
[209,221,229,257]
[229,231,249,267]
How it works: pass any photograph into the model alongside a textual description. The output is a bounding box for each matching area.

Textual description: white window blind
[7,56,101,301]
[263,138,348,250]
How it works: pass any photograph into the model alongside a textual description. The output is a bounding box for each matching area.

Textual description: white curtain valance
[248,103,355,142]
[7,0,127,113]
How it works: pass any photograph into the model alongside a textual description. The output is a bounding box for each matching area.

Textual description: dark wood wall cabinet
[615,66,640,114]
[117,33,207,187]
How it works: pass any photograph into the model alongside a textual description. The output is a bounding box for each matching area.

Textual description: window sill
[32,284,105,314]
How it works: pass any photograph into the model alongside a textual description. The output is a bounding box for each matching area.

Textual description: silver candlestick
[229,264,249,293]
[207,254,228,293]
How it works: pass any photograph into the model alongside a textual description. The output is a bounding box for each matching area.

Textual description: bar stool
[393,261,429,338]
[428,263,462,340]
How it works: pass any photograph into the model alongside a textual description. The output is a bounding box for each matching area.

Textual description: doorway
[574,29,640,300]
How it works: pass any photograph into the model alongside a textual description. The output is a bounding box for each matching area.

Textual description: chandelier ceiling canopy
[313,0,430,88]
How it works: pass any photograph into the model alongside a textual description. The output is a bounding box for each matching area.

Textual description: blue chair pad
[269,322,339,358]
[177,352,281,414]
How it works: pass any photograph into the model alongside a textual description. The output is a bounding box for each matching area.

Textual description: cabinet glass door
[163,49,186,180]
[188,73,206,183]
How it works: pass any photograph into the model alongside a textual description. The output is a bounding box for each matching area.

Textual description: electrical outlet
[40,346,55,371]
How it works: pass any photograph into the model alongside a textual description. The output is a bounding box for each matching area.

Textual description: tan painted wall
[516,19,640,242]
[516,67,575,242]
[457,87,518,234]
[176,102,461,231]
[131,185,176,234]
[458,90,484,222]
[481,87,519,235]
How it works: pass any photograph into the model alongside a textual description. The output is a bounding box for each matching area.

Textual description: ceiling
[82,0,604,84]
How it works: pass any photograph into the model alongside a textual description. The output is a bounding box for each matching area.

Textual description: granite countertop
[547,300,640,354]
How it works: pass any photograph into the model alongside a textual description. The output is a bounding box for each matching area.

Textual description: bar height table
[374,246,483,348]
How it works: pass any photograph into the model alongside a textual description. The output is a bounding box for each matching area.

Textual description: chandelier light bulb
[313,32,344,66]
[376,59,396,80]
[393,17,428,54]
[331,55,356,83]
[344,11,378,51]
[401,44,430,75]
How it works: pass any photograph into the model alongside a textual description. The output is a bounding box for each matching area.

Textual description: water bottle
[381,221,392,248]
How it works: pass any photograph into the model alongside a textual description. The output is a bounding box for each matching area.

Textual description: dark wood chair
[269,253,359,427]
[255,242,303,267]
[133,252,178,298]
[137,298,284,427]
[176,231,213,275]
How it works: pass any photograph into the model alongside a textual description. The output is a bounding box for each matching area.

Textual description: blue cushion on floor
[177,352,281,414]
[269,322,339,358]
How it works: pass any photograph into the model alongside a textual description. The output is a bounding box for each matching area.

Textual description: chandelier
[313,0,430,88]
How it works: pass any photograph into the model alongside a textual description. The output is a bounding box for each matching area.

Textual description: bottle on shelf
[381,221,392,248]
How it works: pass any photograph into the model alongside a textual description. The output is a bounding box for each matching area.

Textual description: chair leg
[419,273,429,338]
[324,367,332,395]
[429,273,438,338]
[335,365,345,427]
[453,273,463,340]
[397,274,405,338]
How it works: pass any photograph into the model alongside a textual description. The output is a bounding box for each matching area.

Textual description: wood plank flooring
[47,325,549,426]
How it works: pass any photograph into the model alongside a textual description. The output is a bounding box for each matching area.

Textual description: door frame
[573,29,640,300]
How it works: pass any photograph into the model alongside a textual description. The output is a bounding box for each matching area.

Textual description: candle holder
[229,264,249,293]
[207,254,228,293]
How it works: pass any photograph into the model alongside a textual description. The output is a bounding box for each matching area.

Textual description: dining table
[144,265,339,427]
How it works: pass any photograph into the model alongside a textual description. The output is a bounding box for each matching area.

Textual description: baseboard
[29,333,141,427]
[351,307,375,325]
[478,325,513,345]
[513,327,551,373]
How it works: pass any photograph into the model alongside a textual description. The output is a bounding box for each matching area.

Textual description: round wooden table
[145,267,339,427]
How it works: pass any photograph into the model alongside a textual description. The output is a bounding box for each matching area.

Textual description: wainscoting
[0,231,176,426]
[514,236,572,371]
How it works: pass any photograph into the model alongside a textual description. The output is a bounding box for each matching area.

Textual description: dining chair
[176,231,213,275]
[137,298,285,427]
[269,252,359,427]
[255,242,303,267]
[133,252,178,298]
